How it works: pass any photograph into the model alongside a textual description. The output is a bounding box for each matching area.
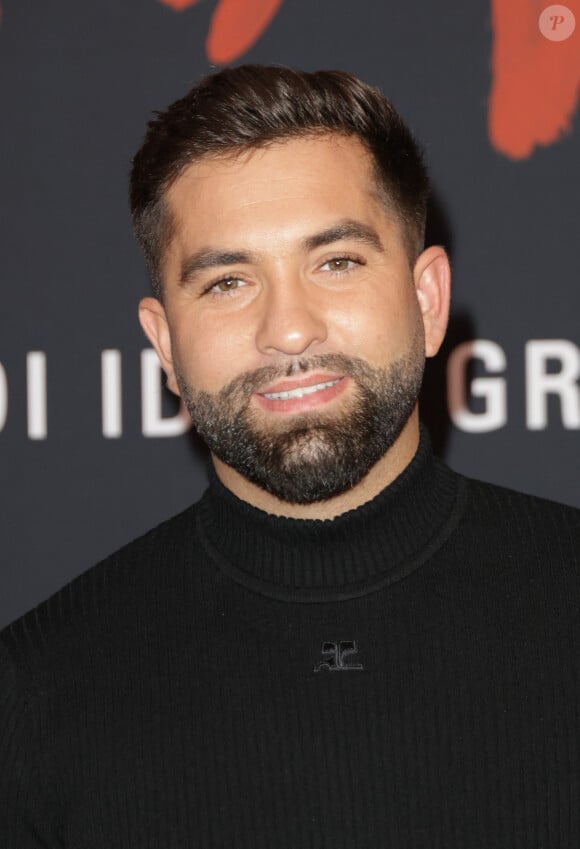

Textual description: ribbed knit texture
[1,430,580,848]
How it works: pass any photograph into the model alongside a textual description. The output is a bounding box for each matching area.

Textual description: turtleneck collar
[196,426,465,603]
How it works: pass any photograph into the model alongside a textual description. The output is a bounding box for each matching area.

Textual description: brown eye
[328,258,351,272]
[215,277,240,292]
[322,257,360,275]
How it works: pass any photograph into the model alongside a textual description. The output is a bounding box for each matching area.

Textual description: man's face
[140,135,449,504]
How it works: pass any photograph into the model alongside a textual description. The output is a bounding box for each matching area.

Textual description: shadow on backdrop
[420,191,475,459]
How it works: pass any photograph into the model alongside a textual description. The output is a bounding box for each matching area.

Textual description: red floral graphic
[160,0,284,64]
[489,0,580,158]
[0,0,577,159]
[160,0,203,9]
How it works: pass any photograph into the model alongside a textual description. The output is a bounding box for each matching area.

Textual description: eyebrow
[302,219,384,253]
[180,250,252,284]
[179,218,384,285]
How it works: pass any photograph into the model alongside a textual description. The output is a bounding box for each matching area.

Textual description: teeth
[264,378,340,401]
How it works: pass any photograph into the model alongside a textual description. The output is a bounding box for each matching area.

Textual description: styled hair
[130,65,430,298]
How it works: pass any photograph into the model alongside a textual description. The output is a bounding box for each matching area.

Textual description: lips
[263,378,341,401]
[258,373,344,397]
[254,373,348,413]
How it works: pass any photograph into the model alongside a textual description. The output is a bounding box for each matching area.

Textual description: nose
[255,277,328,357]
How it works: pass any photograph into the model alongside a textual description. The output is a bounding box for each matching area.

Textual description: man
[1,65,579,848]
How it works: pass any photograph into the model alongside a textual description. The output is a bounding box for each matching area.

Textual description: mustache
[217,353,374,402]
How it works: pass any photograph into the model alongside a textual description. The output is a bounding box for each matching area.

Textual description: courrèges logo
[314,640,364,673]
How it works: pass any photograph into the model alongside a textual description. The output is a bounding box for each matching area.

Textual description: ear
[413,246,451,358]
[138,297,180,396]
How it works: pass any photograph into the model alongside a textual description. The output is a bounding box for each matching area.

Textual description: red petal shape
[160,0,202,11]
[207,0,284,64]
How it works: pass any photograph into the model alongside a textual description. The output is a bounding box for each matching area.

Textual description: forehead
[170,133,376,190]
[164,135,388,240]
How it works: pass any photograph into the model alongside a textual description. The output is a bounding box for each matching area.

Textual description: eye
[204,276,245,295]
[320,255,362,275]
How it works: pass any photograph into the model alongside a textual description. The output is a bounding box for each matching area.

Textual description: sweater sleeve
[0,637,60,848]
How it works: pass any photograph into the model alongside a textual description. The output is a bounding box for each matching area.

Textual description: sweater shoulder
[462,473,580,521]
[457,473,580,561]
[0,499,204,673]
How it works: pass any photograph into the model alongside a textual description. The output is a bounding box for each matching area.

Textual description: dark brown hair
[130,65,430,298]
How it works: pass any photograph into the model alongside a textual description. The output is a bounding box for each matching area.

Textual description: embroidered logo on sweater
[313,640,364,672]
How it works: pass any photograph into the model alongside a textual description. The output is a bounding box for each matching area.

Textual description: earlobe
[138,297,180,395]
[413,246,451,358]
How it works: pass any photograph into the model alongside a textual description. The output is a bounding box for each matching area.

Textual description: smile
[262,379,341,401]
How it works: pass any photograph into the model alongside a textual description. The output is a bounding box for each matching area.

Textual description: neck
[210,410,420,519]
[199,422,463,602]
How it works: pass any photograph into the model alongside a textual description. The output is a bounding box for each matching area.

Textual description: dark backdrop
[1,0,579,628]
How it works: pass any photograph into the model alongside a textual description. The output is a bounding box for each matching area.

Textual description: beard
[174,326,425,504]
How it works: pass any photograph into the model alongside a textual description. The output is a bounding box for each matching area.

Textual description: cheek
[171,315,255,391]
[334,290,418,360]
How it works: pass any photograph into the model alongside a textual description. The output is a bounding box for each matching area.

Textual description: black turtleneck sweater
[2,432,580,848]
